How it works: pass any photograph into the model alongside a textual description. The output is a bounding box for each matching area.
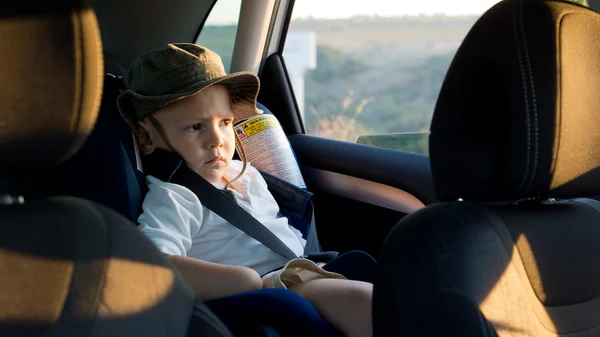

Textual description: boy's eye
[185,124,202,132]
[221,119,233,127]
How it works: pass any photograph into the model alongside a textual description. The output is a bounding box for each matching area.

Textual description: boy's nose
[207,127,224,148]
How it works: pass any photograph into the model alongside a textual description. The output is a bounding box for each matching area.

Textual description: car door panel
[290,134,435,256]
[290,134,436,204]
[302,167,426,256]
[303,168,425,214]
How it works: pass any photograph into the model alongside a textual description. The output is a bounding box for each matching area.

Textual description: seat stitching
[513,0,532,193]
[520,0,539,190]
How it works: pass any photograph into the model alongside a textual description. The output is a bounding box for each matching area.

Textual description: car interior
[2,0,600,336]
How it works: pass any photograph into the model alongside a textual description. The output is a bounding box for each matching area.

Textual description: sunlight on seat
[478,234,556,336]
[95,257,176,318]
[0,247,177,323]
[0,248,73,324]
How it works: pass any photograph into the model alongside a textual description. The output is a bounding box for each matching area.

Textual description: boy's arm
[139,180,204,255]
[167,255,263,301]
[140,181,262,300]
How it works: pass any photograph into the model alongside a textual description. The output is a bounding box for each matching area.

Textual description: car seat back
[0,1,231,336]
[374,1,600,336]
[49,70,146,221]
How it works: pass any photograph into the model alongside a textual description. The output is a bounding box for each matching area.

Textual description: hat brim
[117,71,261,127]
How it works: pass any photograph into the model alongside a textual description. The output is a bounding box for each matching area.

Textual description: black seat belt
[171,164,299,260]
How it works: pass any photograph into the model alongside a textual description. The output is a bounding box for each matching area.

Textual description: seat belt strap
[259,171,337,261]
[171,164,298,260]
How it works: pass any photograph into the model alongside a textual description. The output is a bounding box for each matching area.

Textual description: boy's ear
[137,120,156,155]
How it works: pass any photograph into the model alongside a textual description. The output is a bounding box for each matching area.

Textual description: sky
[291,0,501,18]
[206,0,502,25]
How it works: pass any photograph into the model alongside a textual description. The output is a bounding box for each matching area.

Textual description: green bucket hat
[117,43,261,128]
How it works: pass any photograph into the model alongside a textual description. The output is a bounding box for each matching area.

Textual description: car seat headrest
[0,0,103,171]
[430,0,600,202]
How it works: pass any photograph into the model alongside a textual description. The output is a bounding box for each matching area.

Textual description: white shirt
[138,160,306,276]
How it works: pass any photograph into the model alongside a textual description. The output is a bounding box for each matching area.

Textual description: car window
[195,0,242,73]
[283,0,501,154]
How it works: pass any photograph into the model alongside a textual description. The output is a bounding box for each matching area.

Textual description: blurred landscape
[199,15,478,146]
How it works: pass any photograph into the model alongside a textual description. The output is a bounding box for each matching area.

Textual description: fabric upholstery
[375,199,600,336]
[47,74,146,221]
[499,200,600,306]
[0,0,103,170]
[0,198,202,337]
[430,0,600,202]
[374,1,600,336]
[0,1,233,336]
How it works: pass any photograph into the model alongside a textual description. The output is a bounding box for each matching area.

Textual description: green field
[199,15,477,149]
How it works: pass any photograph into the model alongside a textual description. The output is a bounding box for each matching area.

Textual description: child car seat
[48,61,342,336]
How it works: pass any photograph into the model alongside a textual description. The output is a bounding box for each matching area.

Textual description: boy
[117,43,372,337]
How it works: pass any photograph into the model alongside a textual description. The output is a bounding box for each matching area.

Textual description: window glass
[283,0,501,154]
[196,0,242,73]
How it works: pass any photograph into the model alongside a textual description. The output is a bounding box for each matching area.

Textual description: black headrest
[0,1,104,171]
[430,0,600,202]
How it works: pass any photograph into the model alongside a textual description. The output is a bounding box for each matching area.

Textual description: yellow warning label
[241,115,278,137]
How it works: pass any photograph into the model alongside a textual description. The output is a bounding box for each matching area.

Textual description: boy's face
[138,84,236,184]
